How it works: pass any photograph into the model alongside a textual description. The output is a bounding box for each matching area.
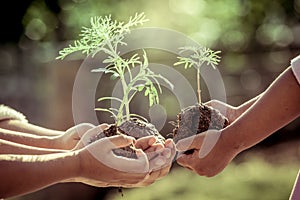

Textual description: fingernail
[148,137,157,145]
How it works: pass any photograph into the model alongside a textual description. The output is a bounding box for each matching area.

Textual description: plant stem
[197,67,202,104]
[105,38,131,125]
[116,76,129,125]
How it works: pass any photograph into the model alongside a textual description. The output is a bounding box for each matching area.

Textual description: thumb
[103,134,136,150]
[176,133,205,152]
[87,135,149,173]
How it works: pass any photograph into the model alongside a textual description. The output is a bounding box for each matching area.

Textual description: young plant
[172,46,228,146]
[57,13,173,126]
[174,46,221,104]
[57,13,172,158]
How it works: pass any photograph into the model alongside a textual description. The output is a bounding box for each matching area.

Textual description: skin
[0,122,94,150]
[205,93,263,124]
[0,139,67,155]
[0,122,175,198]
[0,120,63,136]
[176,67,300,177]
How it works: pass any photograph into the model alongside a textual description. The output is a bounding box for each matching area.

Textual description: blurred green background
[1,0,299,199]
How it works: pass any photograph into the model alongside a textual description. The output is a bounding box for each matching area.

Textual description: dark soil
[90,119,165,159]
[172,103,229,154]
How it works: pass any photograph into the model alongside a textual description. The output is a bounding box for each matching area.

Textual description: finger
[135,136,157,150]
[149,154,167,171]
[161,148,172,159]
[88,139,150,173]
[176,154,193,168]
[155,165,171,180]
[198,130,221,158]
[144,144,164,161]
[144,170,162,185]
[164,139,176,160]
[104,134,136,149]
[204,100,229,118]
[176,134,205,152]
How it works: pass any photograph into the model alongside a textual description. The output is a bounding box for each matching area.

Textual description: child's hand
[176,130,238,177]
[205,100,239,124]
[52,123,96,150]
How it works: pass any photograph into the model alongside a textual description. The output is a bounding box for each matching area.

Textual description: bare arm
[0,152,78,199]
[0,139,67,155]
[0,134,168,199]
[0,120,63,136]
[205,93,263,123]
[235,92,263,115]
[177,67,300,177]
[0,128,55,149]
[224,67,300,152]
[0,123,96,150]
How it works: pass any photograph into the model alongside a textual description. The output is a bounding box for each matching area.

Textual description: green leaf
[144,87,150,96]
[91,68,107,73]
[94,108,117,120]
[110,73,120,80]
[149,94,154,106]
[142,50,148,69]
[175,46,221,70]
[58,13,173,123]
[134,84,145,91]
[97,96,122,103]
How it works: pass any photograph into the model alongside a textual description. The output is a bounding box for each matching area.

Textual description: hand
[77,134,150,187]
[131,137,176,187]
[52,123,96,150]
[75,131,175,187]
[205,100,239,123]
[176,130,239,177]
[72,124,109,150]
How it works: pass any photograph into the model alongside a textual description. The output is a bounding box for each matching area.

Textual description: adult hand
[77,134,150,187]
[72,128,175,187]
[131,137,176,187]
[176,130,239,177]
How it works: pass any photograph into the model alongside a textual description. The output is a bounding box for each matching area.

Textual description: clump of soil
[172,103,229,153]
[90,119,165,159]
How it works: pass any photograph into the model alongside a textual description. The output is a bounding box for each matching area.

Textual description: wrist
[60,151,81,180]
[76,149,87,178]
[220,126,245,156]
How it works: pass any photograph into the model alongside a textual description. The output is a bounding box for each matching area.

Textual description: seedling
[172,46,229,147]
[174,46,221,104]
[57,13,173,158]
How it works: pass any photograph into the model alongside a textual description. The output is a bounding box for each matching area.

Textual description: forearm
[0,152,79,199]
[236,93,264,115]
[0,120,63,136]
[0,128,57,149]
[0,139,67,155]
[223,67,300,152]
